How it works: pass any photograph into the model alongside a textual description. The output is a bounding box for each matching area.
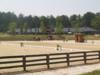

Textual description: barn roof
[64,27,97,32]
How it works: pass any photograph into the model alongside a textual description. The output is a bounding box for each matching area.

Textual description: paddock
[0,40,100,74]
[0,40,100,56]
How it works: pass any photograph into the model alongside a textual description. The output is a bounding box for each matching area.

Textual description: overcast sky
[0,0,100,16]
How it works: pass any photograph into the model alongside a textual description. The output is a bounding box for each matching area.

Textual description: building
[14,27,97,34]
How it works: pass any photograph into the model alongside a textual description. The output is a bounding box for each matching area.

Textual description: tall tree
[60,15,71,28]
[70,15,82,32]
[55,16,63,33]
[8,22,17,34]
[82,12,95,27]
[25,15,33,28]
[40,16,48,33]
[47,15,56,27]
[33,16,40,33]
[91,16,100,31]
[22,22,28,33]
[70,15,82,27]
[0,12,17,32]
[17,14,24,33]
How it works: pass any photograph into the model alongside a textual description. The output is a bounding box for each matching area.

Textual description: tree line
[0,11,100,34]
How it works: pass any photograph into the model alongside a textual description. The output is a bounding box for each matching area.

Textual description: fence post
[98,51,100,61]
[46,55,50,69]
[66,53,70,66]
[84,52,87,64]
[23,56,26,71]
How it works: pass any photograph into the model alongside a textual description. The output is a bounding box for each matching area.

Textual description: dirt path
[17,63,100,75]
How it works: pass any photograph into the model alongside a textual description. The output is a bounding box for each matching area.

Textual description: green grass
[81,70,100,75]
[85,35,100,40]
[0,34,48,41]
[0,33,100,41]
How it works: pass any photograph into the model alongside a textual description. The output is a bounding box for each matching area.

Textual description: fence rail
[0,50,100,71]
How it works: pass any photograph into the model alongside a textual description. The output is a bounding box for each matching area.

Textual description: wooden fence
[0,50,100,72]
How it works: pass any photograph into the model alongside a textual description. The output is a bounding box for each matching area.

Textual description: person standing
[20,42,24,47]
[57,44,62,51]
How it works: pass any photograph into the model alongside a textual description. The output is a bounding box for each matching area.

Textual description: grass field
[81,70,100,75]
[0,34,100,41]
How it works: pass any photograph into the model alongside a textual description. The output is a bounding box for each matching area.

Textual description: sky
[0,0,100,16]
